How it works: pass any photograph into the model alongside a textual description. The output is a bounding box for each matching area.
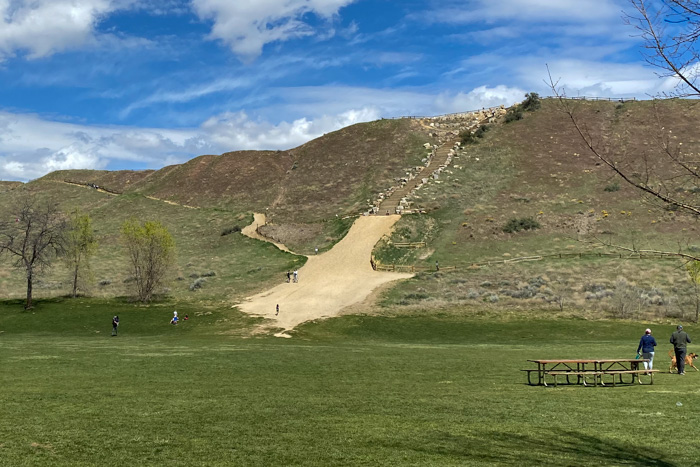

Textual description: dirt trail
[241,213,290,252]
[238,214,413,334]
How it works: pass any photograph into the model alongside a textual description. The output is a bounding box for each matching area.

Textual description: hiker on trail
[112,316,119,336]
[286,271,291,283]
[436,260,439,271]
[170,311,179,325]
[276,304,279,316]
[293,270,298,283]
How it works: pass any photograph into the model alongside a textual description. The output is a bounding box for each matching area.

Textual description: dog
[668,349,699,373]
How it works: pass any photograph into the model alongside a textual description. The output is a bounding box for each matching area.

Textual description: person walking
[670,325,691,375]
[293,270,298,283]
[276,304,279,316]
[636,328,657,372]
[112,315,119,336]
[170,311,179,325]
[286,271,291,283]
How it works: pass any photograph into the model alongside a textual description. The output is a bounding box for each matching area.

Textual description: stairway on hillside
[376,138,460,215]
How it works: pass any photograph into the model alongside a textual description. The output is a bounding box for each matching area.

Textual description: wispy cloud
[191,0,358,61]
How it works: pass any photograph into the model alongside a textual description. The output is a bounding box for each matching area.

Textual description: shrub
[404,292,429,301]
[98,279,111,286]
[190,278,206,291]
[604,182,620,192]
[221,226,241,236]
[504,92,540,124]
[521,92,541,112]
[504,108,523,123]
[200,271,216,277]
[459,125,490,145]
[466,289,480,299]
[502,217,541,233]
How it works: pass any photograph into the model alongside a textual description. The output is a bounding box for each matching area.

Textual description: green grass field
[1,299,698,465]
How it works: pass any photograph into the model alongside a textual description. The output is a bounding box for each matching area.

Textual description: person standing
[636,328,657,371]
[293,270,298,283]
[112,315,119,336]
[170,311,179,325]
[276,304,279,316]
[670,325,691,375]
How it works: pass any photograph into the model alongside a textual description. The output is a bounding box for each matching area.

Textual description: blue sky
[0,0,678,181]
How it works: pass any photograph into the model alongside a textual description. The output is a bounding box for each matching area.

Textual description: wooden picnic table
[524,359,658,387]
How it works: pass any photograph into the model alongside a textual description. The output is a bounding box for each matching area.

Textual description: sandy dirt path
[241,213,290,252]
[238,214,413,334]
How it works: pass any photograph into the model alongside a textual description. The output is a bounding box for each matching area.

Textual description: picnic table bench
[523,359,659,387]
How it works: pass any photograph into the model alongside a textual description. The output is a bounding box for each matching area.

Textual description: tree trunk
[72,263,79,298]
[25,268,33,310]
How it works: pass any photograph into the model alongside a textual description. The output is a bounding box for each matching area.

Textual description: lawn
[0,299,697,465]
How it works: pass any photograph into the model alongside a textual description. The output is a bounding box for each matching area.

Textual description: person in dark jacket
[637,328,657,371]
[112,316,119,336]
[670,325,692,375]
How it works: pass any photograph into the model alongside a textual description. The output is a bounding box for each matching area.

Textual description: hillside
[1,98,699,322]
[38,119,434,223]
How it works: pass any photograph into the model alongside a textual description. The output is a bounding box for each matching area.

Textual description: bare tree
[625,0,700,99]
[547,1,700,260]
[0,197,67,309]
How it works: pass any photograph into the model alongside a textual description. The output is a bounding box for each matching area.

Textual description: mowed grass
[1,299,698,466]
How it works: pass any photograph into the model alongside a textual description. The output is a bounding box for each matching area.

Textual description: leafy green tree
[0,197,66,309]
[64,211,97,298]
[121,219,175,303]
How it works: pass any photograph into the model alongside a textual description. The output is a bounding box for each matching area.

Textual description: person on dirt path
[670,325,691,375]
[276,304,279,316]
[293,270,298,283]
[286,271,291,283]
[112,315,119,336]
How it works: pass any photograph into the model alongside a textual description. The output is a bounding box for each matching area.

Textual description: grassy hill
[1,98,699,321]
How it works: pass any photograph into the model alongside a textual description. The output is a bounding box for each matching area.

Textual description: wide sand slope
[238,214,413,332]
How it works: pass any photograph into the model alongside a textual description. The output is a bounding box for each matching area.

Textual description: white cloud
[429,0,625,24]
[434,86,526,114]
[518,59,672,97]
[191,0,356,61]
[0,0,132,60]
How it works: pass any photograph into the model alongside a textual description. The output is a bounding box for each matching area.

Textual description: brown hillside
[123,151,292,213]
[112,118,432,222]
[40,169,154,193]
[0,181,23,193]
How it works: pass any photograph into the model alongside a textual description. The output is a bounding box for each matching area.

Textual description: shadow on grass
[383,428,674,466]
